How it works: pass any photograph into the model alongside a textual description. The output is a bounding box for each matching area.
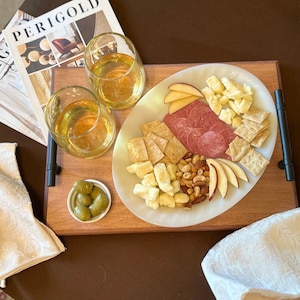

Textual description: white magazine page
[3,0,123,145]
[0,10,46,145]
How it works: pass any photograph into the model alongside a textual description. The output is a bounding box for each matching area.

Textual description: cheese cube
[141,172,158,187]
[126,161,153,178]
[228,100,241,115]
[201,86,215,100]
[243,83,253,95]
[208,95,222,115]
[153,163,174,195]
[145,198,159,209]
[166,163,177,181]
[206,75,225,94]
[133,183,159,202]
[219,108,235,125]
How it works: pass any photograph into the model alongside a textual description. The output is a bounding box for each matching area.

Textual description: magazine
[0,10,47,145]
[3,0,123,145]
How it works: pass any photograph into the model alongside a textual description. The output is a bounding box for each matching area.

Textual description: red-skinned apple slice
[217,158,249,182]
[208,163,218,200]
[168,83,204,97]
[217,159,239,188]
[207,158,228,198]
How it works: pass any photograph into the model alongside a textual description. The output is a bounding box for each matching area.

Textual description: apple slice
[208,163,218,200]
[168,83,204,97]
[207,158,228,198]
[217,159,239,188]
[218,158,249,182]
[168,96,199,114]
[164,90,193,103]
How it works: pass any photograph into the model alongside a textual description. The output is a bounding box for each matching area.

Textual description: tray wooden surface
[44,61,298,235]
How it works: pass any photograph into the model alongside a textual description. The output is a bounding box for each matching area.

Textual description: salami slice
[197,131,227,158]
[191,111,219,129]
[186,101,213,117]
[210,123,236,144]
[164,116,195,136]
[171,100,211,118]
[176,126,195,149]
[186,128,204,154]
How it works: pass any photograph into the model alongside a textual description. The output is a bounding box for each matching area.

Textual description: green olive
[73,180,93,194]
[76,193,93,206]
[90,185,105,200]
[89,194,109,217]
[74,203,91,221]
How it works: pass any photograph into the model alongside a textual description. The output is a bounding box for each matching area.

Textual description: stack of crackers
[127,120,187,165]
[226,107,271,176]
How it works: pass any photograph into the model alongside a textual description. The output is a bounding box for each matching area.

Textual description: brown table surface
[46,61,297,235]
[2,0,300,299]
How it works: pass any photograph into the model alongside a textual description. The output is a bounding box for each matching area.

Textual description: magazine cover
[3,0,123,145]
[0,10,47,145]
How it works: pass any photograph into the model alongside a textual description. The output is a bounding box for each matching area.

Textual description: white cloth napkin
[202,207,300,300]
[0,143,65,284]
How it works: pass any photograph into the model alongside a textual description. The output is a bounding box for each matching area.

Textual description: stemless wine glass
[44,86,116,159]
[84,32,146,109]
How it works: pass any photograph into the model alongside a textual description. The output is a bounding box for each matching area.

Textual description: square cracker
[146,132,168,152]
[143,136,165,165]
[127,137,148,163]
[141,120,161,136]
[251,129,270,148]
[151,122,174,141]
[226,137,251,161]
[234,123,257,143]
[239,148,270,176]
[243,107,270,124]
[242,119,269,135]
[164,136,187,164]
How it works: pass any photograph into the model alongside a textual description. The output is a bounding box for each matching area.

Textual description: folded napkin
[0,143,65,285]
[202,208,300,300]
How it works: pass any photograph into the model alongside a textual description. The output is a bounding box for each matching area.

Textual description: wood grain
[44,61,298,235]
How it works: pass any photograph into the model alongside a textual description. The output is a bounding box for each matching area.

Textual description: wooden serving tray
[44,61,298,235]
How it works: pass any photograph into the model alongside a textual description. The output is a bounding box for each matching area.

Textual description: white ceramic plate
[112,63,277,227]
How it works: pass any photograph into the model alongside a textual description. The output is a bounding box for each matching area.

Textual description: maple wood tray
[44,61,298,235]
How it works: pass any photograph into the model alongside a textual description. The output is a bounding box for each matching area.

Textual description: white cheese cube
[207,75,225,94]
[141,172,158,187]
[133,183,159,202]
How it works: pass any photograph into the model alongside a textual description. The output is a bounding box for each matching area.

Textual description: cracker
[146,132,168,152]
[242,118,269,135]
[234,124,257,143]
[126,137,149,163]
[144,136,165,165]
[226,137,251,161]
[141,120,161,136]
[158,156,172,164]
[239,148,270,176]
[151,122,174,141]
[251,128,270,148]
[243,107,270,124]
[164,136,187,164]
